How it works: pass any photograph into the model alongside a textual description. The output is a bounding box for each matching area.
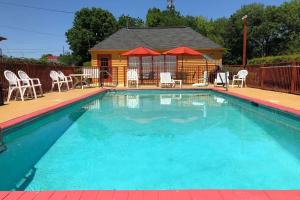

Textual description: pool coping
[0,88,109,131]
[1,190,300,200]
[1,87,299,131]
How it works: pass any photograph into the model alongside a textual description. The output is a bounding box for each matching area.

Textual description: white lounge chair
[232,70,248,88]
[50,70,69,92]
[57,71,73,89]
[4,70,33,102]
[18,70,43,99]
[160,72,175,88]
[126,95,139,108]
[214,72,229,87]
[193,71,208,87]
[126,69,139,88]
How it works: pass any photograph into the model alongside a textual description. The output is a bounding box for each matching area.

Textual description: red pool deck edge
[0,88,108,130]
[1,190,300,200]
[211,88,300,116]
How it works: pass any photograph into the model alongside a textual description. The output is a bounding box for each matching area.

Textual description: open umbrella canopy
[122,46,160,56]
[163,46,202,56]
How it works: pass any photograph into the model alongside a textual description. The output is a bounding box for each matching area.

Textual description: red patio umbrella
[122,46,160,56]
[162,46,202,56]
[122,46,160,85]
[163,46,203,68]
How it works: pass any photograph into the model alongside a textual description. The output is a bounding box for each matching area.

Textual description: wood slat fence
[0,60,76,103]
[223,62,300,94]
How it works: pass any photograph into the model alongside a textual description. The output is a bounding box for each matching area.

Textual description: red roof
[122,46,160,56]
[163,46,202,56]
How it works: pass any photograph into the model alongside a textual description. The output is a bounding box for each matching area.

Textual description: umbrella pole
[140,56,143,85]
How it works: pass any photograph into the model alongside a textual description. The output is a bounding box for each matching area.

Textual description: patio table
[69,74,91,89]
[173,79,182,88]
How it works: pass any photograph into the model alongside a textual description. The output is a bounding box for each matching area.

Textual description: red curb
[211,88,300,116]
[0,89,108,130]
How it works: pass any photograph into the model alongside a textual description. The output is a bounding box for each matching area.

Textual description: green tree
[66,8,118,64]
[58,52,81,66]
[146,8,185,27]
[118,15,144,28]
[39,54,53,62]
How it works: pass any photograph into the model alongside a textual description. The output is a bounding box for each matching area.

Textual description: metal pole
[242,15,248,68]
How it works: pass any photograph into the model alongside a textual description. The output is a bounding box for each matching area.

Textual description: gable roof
[91,27,222,51]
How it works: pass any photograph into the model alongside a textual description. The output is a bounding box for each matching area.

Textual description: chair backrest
[50,70,59,81]
[237,70,248,79]
[57,71,66,80]
[127,69,138,81]
[4,70,19,86]
[216,72,229,83]
[18,70,31,85]
[160,72,172,83]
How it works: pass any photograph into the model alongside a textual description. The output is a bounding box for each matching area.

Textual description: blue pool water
[1,90,300,190]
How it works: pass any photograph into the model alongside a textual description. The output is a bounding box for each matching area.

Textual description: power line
[0,24,62,37]
[0,1,75,14]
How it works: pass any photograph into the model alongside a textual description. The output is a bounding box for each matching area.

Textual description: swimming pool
[1,90,300,191]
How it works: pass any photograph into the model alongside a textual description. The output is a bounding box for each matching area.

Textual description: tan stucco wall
[90,49,223,86]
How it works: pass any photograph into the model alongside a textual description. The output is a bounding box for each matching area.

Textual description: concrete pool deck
[0,86,300,127]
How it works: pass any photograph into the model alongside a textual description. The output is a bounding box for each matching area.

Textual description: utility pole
[167,0,175,11]
[242,15,248,68]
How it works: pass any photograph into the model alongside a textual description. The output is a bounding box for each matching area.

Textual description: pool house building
[89,27,224,86]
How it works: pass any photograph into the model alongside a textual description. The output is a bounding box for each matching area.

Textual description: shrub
[83,61,91,67]
[248,54,300,64]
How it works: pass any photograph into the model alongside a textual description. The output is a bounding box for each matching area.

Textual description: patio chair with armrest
[214,72,229,87]
[50,70,68,92]
[160,72,175,88]
[18,70,43,99]
[4,70,33,102]
[193,71,209,87]
[126,68,139,88]
[57,71,73,89]
[231,70,248,88]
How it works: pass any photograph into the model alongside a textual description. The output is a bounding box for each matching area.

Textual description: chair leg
[58,82,61,92]
[7,87,13,103]
[66,81,70,90]
[32,86,37,99]
[39,85,43,96]
[19,87,24,101]
[51,82,54,92]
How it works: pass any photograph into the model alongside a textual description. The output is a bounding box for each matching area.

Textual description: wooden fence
[223,62,300,94]
[0,60,76,103]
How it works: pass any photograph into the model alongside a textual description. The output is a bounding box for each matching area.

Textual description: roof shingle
[91,27,222,50]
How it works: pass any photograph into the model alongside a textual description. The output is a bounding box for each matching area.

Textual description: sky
[0,0,287,59]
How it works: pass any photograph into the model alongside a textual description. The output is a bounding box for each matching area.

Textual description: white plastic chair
[4,70,33,102]
[214,72,229,87]
[50,70,68,92]
[160,72,175,88]
[126,69,139,88]
[18,70,43,99]
[193,71,209,87]
[126,95,139,108]
[57,71,73,89]
[232,70,248,88]
[160,94,172,105]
